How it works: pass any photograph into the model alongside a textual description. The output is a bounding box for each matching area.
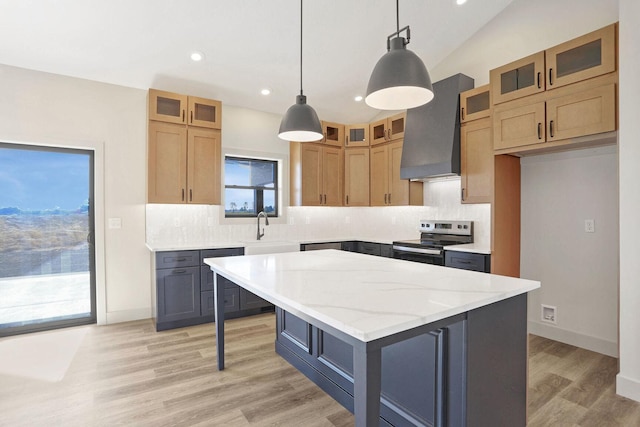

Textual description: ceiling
[0,0,514,123]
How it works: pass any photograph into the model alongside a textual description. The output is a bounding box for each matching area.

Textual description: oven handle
[392,245,443,256]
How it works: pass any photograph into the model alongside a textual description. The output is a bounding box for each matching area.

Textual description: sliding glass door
[0,142,96,336]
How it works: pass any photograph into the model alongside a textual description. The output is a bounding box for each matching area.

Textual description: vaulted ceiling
[0,0,514,123]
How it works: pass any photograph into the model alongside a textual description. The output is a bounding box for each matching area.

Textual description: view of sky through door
[0,143,96,335]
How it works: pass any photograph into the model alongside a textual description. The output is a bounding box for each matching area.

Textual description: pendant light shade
[366,1,434,110]
[278,0,323,142]
[278,94,323,142]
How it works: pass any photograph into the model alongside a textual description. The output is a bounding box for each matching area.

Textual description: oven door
[392,245,444,265]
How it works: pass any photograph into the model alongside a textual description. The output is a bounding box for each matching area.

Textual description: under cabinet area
[153,247,273,331]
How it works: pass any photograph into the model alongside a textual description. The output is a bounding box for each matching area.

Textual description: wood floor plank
[560,353,618,408]
[528,372,574,415]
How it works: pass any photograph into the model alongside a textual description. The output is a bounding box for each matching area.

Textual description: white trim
[616,374,640,403]
[528,320,618,357]
[0,137,107,326]
[219,147,290,226]
[105,307,152,325]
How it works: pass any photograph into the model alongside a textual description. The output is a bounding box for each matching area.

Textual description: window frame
[224,156,279,218]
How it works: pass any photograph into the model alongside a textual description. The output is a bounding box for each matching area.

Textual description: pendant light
[365,0,434,110]
[278,0,323,142]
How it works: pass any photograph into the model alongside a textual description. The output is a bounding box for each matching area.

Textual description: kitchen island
[205,249,540,427]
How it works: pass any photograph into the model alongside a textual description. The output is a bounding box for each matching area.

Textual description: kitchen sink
[242,240,300,255]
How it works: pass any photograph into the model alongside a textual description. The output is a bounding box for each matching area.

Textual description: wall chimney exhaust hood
[400,73,474,180]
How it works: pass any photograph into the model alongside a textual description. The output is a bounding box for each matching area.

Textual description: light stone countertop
[205,249,540,342]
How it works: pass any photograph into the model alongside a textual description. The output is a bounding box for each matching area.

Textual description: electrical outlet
[585,219,595,233]
[541,304,557,324]
[108,218,122,229]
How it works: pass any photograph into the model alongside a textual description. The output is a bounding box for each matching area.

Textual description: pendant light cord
[299,0,303,96]
[396,0,400,33]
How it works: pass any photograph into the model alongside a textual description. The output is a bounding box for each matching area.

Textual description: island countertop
[205,249,540,342]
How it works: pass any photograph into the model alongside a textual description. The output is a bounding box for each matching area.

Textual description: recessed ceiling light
[456,0,467,5]
[190,51,204,62]
[261,88,271,96]
[354,95,363,102]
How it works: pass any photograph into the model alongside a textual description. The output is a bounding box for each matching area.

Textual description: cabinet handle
[549,120,554,138]
[190,110,193,124]
[549,68,553,86]
[173,269,186,274]
[346,136,349,145]
[461,107,465,120]
[346,195,349,205]
[537,123,542,140]
[324,132,327,142]
[537,72,541,89]
[461,188,465,201]
[190,189,193,201]
[388,193,391,204]
[320,194,323,204]
[182,110,185,122]
[324,194,327,204]
[182,188,185,201]
[175,258,187,262]
[387,129,390,140]
[384,193,388,204]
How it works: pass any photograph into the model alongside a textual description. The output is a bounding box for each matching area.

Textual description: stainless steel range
[392,220,473,265]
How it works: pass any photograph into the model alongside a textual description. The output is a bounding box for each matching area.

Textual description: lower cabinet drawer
[201,288,240,316]
[445,251,490,272]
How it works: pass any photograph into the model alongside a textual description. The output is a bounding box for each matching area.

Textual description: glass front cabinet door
[460,85,491,123]
[345,123,370,147]
[490,52,545,105]
[149,89,188,125]
[545,23,616,90]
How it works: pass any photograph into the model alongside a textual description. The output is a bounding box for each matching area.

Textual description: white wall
[0,64,150,324]
[617,0,640,402]
[521,147,618,356]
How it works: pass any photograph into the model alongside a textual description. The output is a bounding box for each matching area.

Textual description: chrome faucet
[256,211,269,240]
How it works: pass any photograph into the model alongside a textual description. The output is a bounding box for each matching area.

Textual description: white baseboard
[105,308,152,325]
[528,321,618,357]
[617,374,640,403]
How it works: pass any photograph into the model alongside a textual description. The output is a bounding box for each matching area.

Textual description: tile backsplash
[146,178,491,247]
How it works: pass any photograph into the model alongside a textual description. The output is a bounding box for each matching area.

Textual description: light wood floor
[1,314,639,426]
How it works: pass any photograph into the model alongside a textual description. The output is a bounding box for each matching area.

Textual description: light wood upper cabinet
[370,140,422,206]
[546,83,616,142]
[494,74,617,152]
[461,118,493,204]
[491,52,546,105]
[187,96,222,129]
[370,112,406,146]
[460,85,491,123]
[344,148,370,206]
[149,90,188,125]
[546,24,616,90]
[493,100,546,150]
[148,89,223,204]
[148,122,187,203]
[321,121,344,147]
[290,142,343,206]
[345,123,370,147]
[149,89,221,129]
[187,127,221,204]
[148,123,221,204]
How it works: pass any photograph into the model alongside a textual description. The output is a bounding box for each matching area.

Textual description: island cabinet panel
[276,308,467,427]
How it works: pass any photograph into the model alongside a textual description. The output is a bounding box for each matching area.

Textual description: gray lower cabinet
[445,251,491,273]
[276,294,528,427]
[155,247,272,331]
[275,308,466,427]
